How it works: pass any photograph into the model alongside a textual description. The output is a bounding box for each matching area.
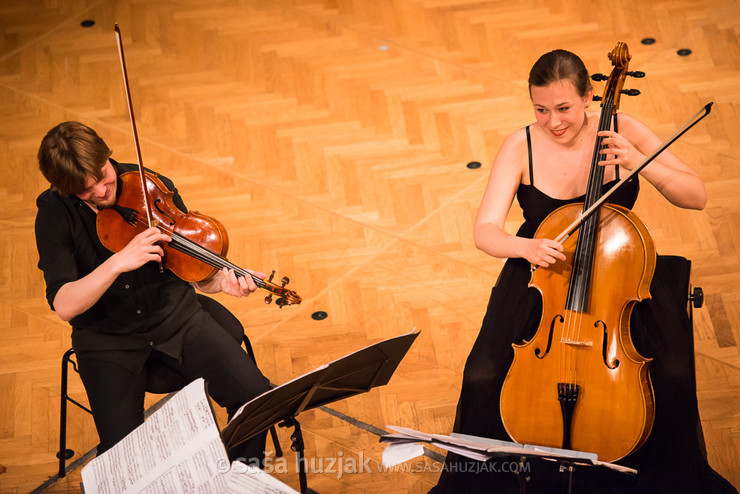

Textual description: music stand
[381,427,636,494]
[221,330,420,493]
[449,432,635,494]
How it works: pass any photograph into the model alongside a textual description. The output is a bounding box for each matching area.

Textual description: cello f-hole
[535,314,563,359]
[596,320,619,369]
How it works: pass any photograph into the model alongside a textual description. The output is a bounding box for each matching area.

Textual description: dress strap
[525,125,534,186]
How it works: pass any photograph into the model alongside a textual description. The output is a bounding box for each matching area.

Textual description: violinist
[34,121,272,462]
[432,50,735,493]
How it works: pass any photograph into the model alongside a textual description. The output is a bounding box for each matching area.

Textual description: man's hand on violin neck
[218,267,264,298]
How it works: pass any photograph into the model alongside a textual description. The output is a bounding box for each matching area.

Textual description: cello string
[565,80,615,386]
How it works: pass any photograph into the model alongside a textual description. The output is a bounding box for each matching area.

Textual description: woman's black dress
[431,139,736,493]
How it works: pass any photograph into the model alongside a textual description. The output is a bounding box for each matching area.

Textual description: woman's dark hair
[37,121,112,196]
[528,49,592,97]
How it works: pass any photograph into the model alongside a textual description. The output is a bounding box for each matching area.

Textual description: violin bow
[114,23,153,227]
[553,102,713,245]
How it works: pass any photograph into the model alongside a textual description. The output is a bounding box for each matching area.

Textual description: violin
[499,43,655,462]
[96,170,301,307]
[97,24,301,308]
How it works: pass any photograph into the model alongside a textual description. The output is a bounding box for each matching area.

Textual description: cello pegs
[620,89,641,96]
[592,95,602,102]
[626,70,645,78]
[591,73,608,81]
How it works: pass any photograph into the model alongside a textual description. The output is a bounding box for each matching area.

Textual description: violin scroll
[264,270,301,307]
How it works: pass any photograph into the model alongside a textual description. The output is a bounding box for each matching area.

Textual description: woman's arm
[598,113,707,210]
[474,129,566,267]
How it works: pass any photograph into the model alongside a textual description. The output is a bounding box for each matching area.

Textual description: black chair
[57,294,281,477]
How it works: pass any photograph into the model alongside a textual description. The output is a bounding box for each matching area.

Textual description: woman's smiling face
[530,79,592,146]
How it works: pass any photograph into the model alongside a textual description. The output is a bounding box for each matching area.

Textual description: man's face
[77,160,117,210]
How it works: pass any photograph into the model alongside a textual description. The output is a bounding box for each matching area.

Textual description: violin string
[121,211,273,291]
[167,232,271,291]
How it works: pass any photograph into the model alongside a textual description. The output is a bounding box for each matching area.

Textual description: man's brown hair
[38,121,112,196]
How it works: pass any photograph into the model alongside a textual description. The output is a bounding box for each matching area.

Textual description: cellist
[34,121,272,462]
[431,49,735,493]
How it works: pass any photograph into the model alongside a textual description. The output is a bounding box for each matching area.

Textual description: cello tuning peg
[592,95,602,102]
[626,71,645,78]
[591,73,608,81]
[620,89,641,96]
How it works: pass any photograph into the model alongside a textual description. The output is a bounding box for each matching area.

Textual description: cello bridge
[560,339,593,348]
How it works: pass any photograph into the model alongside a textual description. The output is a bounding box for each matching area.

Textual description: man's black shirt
[35,160,200,372]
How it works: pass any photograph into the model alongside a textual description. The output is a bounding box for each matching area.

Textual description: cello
[499,43,655,462]
[97,24,301,307]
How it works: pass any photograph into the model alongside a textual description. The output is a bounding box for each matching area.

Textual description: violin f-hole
[154,199,176,225]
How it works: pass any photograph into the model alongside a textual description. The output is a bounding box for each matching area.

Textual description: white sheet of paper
[382,442,426,468]
[81,378,230,494]
[225,461,300,494]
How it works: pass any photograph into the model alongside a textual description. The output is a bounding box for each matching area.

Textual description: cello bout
[500,203,656,462]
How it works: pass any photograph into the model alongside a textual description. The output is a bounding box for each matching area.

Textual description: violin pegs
[264,294,273,305]
[620,89,641,96]
[281,276,290,287]
[267,270,276,283]
[590,73,608,81]
[626,70,645,78]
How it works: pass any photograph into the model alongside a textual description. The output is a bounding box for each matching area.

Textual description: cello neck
[566,45,631,312]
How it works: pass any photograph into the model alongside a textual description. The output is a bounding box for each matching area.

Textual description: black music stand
[221,330,420,493]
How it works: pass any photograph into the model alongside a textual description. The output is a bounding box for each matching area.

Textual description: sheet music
[385,425,528,456]
[381,442,426,467]
[225,461,300,493]
[81,378,230,493]
[381,425,637,475]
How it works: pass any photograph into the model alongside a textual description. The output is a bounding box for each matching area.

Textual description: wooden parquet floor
[1,0,738,492]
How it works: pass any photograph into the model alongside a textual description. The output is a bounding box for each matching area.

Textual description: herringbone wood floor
[1,0,738,492]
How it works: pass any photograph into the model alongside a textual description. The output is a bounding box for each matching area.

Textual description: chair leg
[57,349,92,478]
[57,349,74,478]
